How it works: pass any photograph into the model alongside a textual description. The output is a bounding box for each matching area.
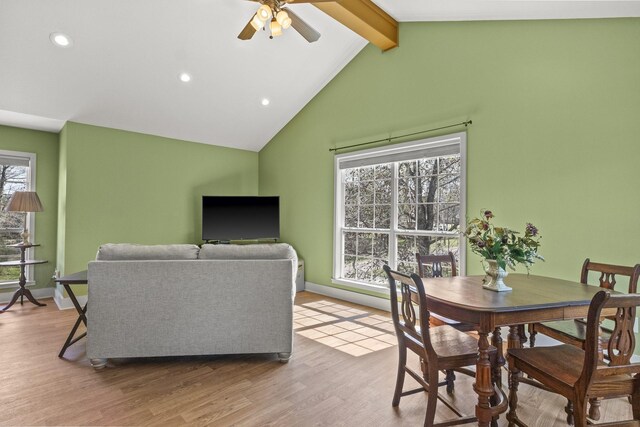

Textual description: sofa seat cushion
[96,243,200,260]
[199,243,296,260]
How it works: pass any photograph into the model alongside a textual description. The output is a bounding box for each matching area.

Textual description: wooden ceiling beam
[313,0,398,51]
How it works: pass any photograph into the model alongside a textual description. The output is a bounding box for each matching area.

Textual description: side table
[55,270,88,358]
[0,243,47,312]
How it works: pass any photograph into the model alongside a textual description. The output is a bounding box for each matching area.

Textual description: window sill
[331,278,390,296]
[0,280,34,289]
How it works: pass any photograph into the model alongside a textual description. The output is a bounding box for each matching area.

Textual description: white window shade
[337,136,461,170]
[0,155,30,167]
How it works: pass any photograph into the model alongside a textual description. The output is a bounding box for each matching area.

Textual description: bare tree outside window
[396,155,460,274]
[340,153,461,285]
[0,164,29,282]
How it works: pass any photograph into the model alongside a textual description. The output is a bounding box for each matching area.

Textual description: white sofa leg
[90,358,108,370]
[278,352,292,363]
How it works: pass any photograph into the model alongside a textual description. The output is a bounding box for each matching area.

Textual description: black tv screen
[202,196,280,241]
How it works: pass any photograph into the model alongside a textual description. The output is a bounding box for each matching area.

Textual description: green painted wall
[259,18,640,293]
[0,125,58,298]
[58,122,259,275]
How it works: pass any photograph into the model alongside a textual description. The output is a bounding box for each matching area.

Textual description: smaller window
[0,151,36,284]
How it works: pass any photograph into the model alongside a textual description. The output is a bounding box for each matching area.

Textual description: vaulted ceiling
[1,0,639,151]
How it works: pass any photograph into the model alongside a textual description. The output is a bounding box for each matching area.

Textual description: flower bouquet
[464,210,543,291]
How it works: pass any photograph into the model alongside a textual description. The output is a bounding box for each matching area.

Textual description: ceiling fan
[238,0,330,43]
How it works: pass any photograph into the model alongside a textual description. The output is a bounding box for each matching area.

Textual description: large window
[0,150,36,285]
[333,132,466,290]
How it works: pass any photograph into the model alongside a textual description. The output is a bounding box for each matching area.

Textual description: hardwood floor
[0,291,633,426]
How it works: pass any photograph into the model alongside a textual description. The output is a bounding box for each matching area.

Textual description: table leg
[508,325,523,351]
[474,330,494,427]
[506,325,523,426]
[518,324,527,346]
[0,288,23,312]
[58,284,87,357]
[0,286,46,312]
[58,311,87,357]
[20,287,46,307]
[491,327,504,386]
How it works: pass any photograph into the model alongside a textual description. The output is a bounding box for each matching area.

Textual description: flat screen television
[202,196,280,241]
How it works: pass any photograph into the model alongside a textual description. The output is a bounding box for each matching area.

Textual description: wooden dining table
[420,273,616,427]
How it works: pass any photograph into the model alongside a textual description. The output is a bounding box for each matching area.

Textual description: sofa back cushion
[96,243,200,260]
[199,243,296,260]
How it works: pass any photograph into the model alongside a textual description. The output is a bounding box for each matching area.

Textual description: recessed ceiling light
[50,32,72,47]
[261,98,270,106]
[179,73,192,83]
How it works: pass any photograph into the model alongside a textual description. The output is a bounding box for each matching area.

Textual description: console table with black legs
[55,270,88,358]
[0,243,48,312]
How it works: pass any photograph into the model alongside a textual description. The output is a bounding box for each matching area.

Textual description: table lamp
[5,191,44,245]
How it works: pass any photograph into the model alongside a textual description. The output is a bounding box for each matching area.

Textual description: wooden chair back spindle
[415,251,457,278]
[604,305,636,367]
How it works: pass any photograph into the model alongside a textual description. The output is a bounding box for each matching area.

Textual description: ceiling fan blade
[286,9,321,43]
[238,18,257,40]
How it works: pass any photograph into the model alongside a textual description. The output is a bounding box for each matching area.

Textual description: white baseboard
[0,286,54,304]
[304,281,391,312]
[54,286,88,310]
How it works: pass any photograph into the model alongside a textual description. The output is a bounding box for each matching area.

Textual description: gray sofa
[87,243,297,369]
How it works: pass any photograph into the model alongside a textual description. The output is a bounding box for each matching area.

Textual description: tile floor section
[294,300,397,356]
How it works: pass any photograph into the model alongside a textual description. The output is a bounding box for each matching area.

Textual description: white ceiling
[1,1,639,152]
[373,0,640,22]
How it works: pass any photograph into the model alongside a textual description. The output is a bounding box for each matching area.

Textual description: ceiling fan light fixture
[257,5,273,22]
[270,19,282,37]
[250,13,265,30]
[276,11,292,29]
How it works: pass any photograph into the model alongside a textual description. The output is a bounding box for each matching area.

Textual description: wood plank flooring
[0,292,633,426]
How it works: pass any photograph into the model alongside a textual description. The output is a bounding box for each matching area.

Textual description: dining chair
[415,252,472,335]
[507,290,640,427]
[415,251,474,393]
[527,259,640,419]
[384,264,497,426]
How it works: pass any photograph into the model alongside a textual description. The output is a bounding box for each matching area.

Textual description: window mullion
[389,162,398,270]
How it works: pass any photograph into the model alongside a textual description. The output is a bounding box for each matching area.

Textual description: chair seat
[405,323,488,362]
[508,345,585,392]
[407,324,495,380]
[429,324,480,358]
[535,319,612,348]
[509,344,635,404]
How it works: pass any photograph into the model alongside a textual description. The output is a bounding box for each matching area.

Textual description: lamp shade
[270,19,282,37]
[257,4,272,21]
[5,191,44,213]
[276,11,292,29]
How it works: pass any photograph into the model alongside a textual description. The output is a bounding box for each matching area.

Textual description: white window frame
[332,132,466,293]
[0,149,37,288]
